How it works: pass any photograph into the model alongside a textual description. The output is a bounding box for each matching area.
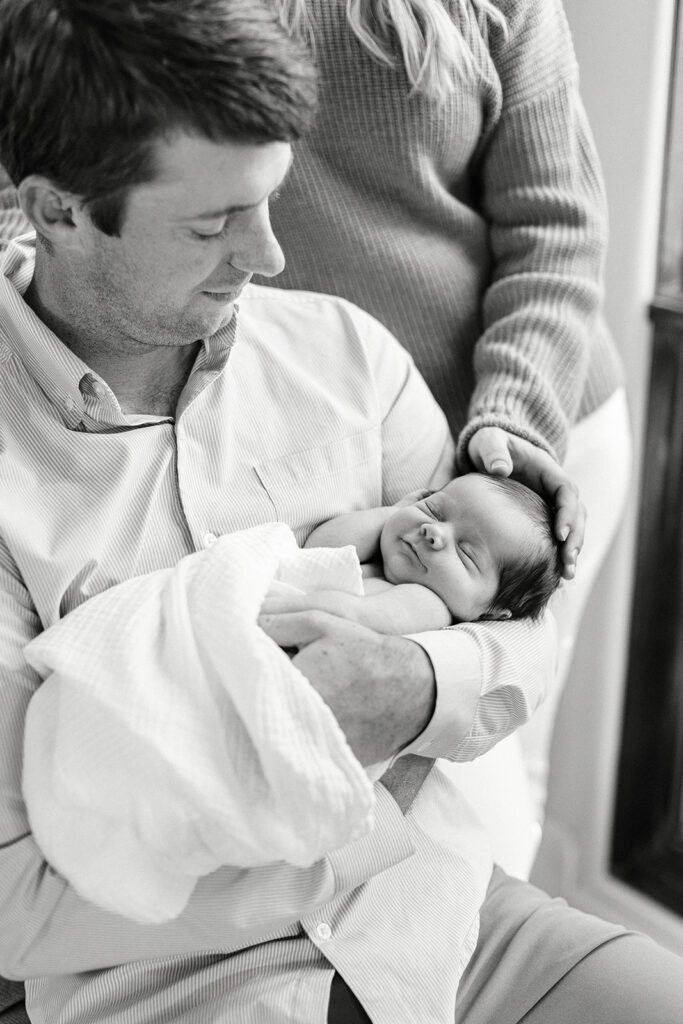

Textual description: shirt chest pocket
[254,429,382,537]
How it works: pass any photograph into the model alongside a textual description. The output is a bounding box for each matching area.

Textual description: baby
[262,473,563,633]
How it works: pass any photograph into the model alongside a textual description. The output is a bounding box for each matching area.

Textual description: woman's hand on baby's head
[467,426,586,581]
[467,426,516,478]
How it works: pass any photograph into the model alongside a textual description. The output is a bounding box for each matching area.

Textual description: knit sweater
[260,0,623,464]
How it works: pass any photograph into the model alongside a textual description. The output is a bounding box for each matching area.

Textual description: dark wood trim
[611,0,683,917]
[611,306,683,916]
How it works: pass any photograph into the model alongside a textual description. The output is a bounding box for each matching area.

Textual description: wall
[531,0,683,955]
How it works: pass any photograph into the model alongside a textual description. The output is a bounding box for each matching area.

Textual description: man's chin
[193,300,236,340]
[213,300,236,329]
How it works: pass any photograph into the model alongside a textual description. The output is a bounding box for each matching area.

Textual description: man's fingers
[259,610,325,649]
[259,592,307,615]
[258,608,353,649]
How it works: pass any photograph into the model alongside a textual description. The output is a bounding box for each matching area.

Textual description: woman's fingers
[468,427,586,578]
[467,427,514,476]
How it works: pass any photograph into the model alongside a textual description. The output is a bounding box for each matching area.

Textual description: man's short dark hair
[483,476,563,622]
[0,0,317,235]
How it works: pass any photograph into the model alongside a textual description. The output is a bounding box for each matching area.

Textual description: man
[0,2,681,1023]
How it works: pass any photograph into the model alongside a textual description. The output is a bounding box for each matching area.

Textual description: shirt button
[64,396,77,413]
[92,381,105,398]
[203,532,217,548]
[316,922,332,941]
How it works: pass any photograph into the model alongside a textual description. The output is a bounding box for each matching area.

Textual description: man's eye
[191,222,230,241]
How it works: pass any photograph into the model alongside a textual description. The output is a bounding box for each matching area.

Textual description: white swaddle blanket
[22,523,376,924]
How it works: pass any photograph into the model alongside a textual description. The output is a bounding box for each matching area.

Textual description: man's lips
[202,276,251,301]
[202,289,240,301]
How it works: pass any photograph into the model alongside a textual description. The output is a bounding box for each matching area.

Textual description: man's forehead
[130,132,293,218]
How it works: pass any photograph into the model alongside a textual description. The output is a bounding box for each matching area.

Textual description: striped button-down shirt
[0,236,553,1023]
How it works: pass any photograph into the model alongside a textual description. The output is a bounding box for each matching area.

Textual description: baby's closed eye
[422,500,444,521]
[457,543,478,569]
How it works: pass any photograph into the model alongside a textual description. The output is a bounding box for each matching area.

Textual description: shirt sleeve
[402,612,557,760]
[457,0,610,466]
[0,546,414,980]
[353,304,455,502]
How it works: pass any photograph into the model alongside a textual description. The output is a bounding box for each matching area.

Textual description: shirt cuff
[398,630,482,758]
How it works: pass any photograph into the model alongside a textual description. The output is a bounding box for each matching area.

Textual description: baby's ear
[478,608,512,622]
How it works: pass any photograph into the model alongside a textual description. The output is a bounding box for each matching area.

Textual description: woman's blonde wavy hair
[275,0,507,99]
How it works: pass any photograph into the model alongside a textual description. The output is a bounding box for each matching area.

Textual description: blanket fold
[23,522,375,923]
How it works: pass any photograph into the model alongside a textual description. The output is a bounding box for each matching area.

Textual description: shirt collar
[0,235,90,428]
[0,234,238,429]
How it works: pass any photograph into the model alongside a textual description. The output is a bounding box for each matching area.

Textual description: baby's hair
[482,477,563,622]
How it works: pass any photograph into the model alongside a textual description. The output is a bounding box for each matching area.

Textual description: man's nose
[230,206,285,279]
[419,523,445,549]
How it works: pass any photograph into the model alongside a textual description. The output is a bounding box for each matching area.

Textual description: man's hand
[379,755,435,815]
[467,426,585,580]
[260,589,320,616]
[258,610,436,766]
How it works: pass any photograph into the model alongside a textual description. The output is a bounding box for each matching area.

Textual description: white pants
[442,388,633,877]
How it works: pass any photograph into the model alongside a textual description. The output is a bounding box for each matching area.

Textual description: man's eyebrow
[182,153,294,222]
[185,201,255,221]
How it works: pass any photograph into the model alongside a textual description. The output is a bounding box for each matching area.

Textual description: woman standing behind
[0,0,630,825]
[263,0,632,821]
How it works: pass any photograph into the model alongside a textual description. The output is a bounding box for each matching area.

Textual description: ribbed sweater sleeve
[458,0,609,465]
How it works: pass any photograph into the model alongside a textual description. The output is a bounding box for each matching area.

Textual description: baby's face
[379,474,534,621]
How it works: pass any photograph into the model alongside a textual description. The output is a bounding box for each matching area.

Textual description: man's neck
[83,345,201,418]
[25,264,200,417]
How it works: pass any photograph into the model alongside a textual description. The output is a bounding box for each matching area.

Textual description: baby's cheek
[431,563,465,607]
[382,554,402,585]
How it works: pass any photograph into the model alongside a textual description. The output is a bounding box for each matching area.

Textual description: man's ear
[17,175,84,250]
[478,608,512,622]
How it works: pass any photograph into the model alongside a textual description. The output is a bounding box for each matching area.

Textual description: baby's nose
[419,523,444,549]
